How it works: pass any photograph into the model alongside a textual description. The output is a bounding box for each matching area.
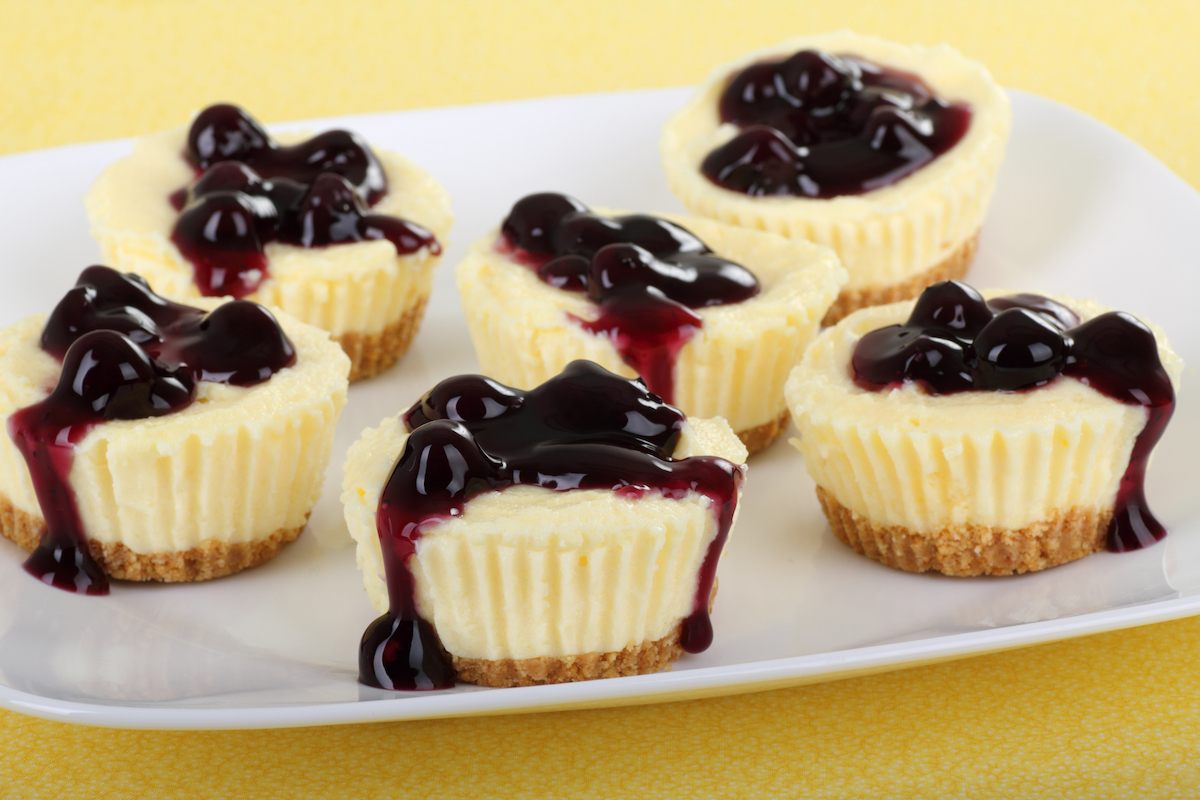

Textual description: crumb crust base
[816,486,1109,576]
[736,410,791,455]
[335,296,429,382]
[0,492,304,583]
[450,626,687,688]
[448,582,718,687]
[821,233,978,326]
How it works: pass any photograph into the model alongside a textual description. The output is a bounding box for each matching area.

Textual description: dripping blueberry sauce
[850,281,1176,552]
[360,360,744,690]
[170,104,440,299]
[497,193,760,404]
[702,50,972,198]
[7,266,296,594]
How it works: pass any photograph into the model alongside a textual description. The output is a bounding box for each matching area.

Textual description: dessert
[86,104,453,381]
[456,192,846,454]
[785,281,1183,576]
[660,31,1011,324]
[341,360,748,689]
[0,266,349,593]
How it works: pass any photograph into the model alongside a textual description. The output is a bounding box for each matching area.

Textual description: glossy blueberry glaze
[498,193,759,403]
[360,361,744,690]
[702,50,972,198]
[186,104,387,203]
[850,281,1175,552]
[8,267,296,594]
[171,105,440,299]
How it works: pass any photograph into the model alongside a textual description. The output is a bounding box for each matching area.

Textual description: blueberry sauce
[850,281,1175,552]
[498,193,760,404]
[185,104,387,204]
[170,105,440,299]
[7,266,296,594]
[702,50,972,198]
[360,360,744,690]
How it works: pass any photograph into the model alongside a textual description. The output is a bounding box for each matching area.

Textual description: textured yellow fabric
[2,0,1200,796]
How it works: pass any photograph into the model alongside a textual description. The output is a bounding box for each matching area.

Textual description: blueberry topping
[552,212,710,260]
[703,50,972,198]
[173,193,270,298]
[41,267,192,357]
[175,300,297,386]
[404,374,524,430]
[187,104,271,169]
[973,308,1068,391]
[987,293,1080,331]
[498,193,760,403]
[185,104,383,202]
[62,331,196,421]
[700,126,812,197]
[171,104,439,299]
[907,279,993,337]
[537,254,591,291]
[500,192,588,256]
[852,326,974,394]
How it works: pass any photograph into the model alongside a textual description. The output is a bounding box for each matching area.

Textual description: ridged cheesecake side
[785,295,1184,575]
[341,415,747,676]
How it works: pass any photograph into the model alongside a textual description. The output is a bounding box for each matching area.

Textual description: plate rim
[5,591,1199,730]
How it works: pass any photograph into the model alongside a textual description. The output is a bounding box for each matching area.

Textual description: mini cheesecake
[342,361,748,688]
[456,193,845,454]
[661,31,1010,324]
[785,282,1183,576]
[0,267,349,592]
[86,105,453,381]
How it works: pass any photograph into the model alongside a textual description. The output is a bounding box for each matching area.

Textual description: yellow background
[3,0,1200,796]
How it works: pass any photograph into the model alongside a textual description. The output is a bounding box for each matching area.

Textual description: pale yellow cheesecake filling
[455,213,845,436]
[660,31,1011,292]
[0,302,349,553]
[341,415,748,661]
[85,127,453,338]
[785,294,1184,532]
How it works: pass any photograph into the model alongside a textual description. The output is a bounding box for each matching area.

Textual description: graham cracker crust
[0,492,304,583]
[821,233,979,326]
[816,486,1109,576]
[450,581,719,687]
[736,410,791,455]
[335,296,429,382]
[451,626,686,688]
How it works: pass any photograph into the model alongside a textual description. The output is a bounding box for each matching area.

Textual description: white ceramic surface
[0,88,1197,731]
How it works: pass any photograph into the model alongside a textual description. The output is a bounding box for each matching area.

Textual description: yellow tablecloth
[3,1,1200,796]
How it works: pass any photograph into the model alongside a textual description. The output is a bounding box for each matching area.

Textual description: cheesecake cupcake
[86,104,453,381]
[342,360,748,689]
[455,192,846,454]
[785,281,1183,576]
[0,266,349,593]
[661,31,1011,324]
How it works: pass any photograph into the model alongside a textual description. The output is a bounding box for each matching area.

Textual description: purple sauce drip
[170,105,440,299]
[498,193,759,404]
[360,360,744,690]
[702,50,972,198]
[7,266,296,594]
[850,280,1176,552]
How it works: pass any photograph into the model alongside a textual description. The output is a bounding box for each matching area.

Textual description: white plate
[0,88,1197,731]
